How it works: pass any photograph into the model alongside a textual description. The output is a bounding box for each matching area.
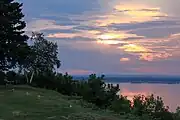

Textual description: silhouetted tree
[110,95,131,113]
[0,71,5,85]
[132,94,174,120]
[23,32,60,84]
[0,0,29,71]
[174,107,180,120]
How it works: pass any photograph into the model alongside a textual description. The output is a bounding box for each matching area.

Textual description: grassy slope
[0,86,131,120]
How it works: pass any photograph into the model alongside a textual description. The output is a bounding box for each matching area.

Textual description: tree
[132,94,173,120]
[23,32,60,84]
[174,107,180,120]
[82,74,107,107]
[0,0,29,71]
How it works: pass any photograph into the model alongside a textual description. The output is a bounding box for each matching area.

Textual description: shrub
[0,71,5,85]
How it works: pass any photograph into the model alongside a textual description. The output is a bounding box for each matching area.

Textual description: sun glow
[96,40,126,45]
[96,32,134,45]
[95,3,168,27]
[119,44,150,53]
[97,33,122,40]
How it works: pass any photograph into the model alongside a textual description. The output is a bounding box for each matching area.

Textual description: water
[73,75,180,112]
[115,83,180,112]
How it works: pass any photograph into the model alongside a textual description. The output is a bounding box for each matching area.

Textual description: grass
[0,85,130,120]
[0,85,147,120]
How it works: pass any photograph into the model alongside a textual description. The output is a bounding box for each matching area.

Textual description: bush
[110,95,131,114]
[0,71,5,85]
[132,94,174,120]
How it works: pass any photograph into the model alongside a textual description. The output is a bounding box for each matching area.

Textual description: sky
[18,0,180,75]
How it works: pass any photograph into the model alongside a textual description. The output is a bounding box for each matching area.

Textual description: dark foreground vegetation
[0,86,169,120]
[0,0,180,120]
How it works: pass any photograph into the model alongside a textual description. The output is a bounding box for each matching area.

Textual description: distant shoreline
[72,75,180,84]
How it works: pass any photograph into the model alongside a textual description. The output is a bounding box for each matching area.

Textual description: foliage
[1,71,179,120]
[132,94,174,120]
[18,71,176,120]
[110,95,131,114]
[0,71,6,84]
[82,74,106,107]
[0,0,29,71]
[24,32,60,74]
[174,107,180,120]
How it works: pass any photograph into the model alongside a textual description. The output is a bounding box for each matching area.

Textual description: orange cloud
[47,30,101,39]
[94,3,167,27]
[139,53,154,61]
[120,58,130,62]
[95,15,155,27]
[139,52,172,61]
[118,43,172,61]
[119,44,150,53]
[114,4,167,18]
[97,32,143,40]
[88,30,101,34]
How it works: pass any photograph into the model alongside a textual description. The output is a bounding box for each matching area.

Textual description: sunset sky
[19,0,180,75]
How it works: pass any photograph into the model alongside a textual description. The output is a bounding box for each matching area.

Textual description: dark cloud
[122,36,145,40]
[139,8,160,12]
[42,29,78,34]
[48,36,94,42]
[129,26,180,38]
[40,16,80,26]
[115,8,161,13]
[109,20,180,31]
[73,25,103,31]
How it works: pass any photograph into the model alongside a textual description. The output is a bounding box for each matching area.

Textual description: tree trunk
[25,71,29,84]
[29,71,34,84]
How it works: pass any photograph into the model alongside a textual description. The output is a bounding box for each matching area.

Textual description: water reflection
[116,83,180,112]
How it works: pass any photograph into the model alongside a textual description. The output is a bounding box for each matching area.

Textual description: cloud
[114,4,167,18]
[129,25,180,38]
[92,2,168,27]
[73,25,103,31]
[120,58,130,62]
[54,40,123,55]
[26,19,74,32]
[46,29,100,39]
[20,0,180,74]
[122,36,146,41]
[119,44,150,53]
[97,32,144,40]
[109,20,180,31]
[47,33,79,39]
[139,52,172,62]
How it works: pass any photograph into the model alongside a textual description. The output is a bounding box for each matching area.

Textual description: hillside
[0,86,137,120]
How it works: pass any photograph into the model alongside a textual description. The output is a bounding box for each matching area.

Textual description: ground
[0,85,133,120]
